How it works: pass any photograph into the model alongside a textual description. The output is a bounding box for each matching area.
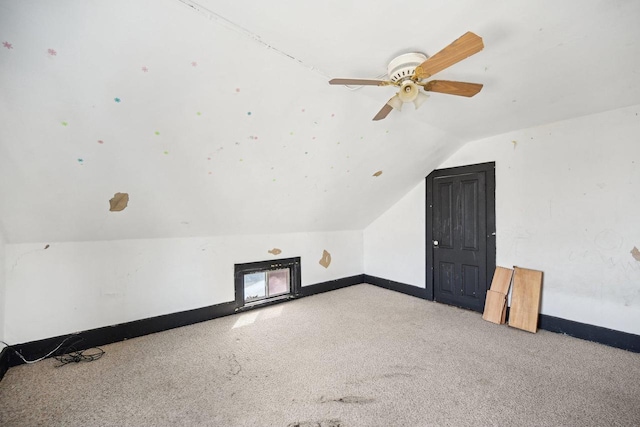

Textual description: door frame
[425,162,496,306]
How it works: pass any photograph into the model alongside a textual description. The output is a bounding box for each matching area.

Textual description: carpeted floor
[1,284,639,426]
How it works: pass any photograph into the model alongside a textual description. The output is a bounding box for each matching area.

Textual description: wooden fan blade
[373,94,403,120]
[372,103,394,121]
[414,32,484,80]
[423,80,483,97]
[329,78,392,86]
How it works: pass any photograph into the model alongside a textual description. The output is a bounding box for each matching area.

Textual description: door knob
[433,240,439,246]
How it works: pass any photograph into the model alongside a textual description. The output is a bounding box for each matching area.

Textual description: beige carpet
[1,284,639,426]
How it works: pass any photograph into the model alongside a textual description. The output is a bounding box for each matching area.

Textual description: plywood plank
[482,267,512,325]
[509,267,543,333]
[482,290,507,324]
[489,266,513,294]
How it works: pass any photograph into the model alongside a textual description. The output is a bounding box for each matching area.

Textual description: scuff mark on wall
[373,170,382,177]
[631,246,640,262]
[268,248,282,255]
[44,244,50,250]
[109,192,129,212]
[319,249,331,268]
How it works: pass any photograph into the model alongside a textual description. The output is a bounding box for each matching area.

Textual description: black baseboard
[3,301,236,371]
[299,274,364,297]
[4,274,638,381]
[368,275,640,353]
[1,275,366,375]
[365,274,427,299]
[538,314,640,353]
[0,347,8,381]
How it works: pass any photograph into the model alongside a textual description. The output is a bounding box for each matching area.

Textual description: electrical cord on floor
[1,334,80,364]
[1,334,105,367]
[53,342,105,367]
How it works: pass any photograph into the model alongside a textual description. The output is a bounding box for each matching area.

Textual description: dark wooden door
[427,163,495,312]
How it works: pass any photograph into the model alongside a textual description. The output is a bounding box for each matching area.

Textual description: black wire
[1,335,105,366]
[53,337,105,367]
[54,345,105,367]
[1,334,81,364]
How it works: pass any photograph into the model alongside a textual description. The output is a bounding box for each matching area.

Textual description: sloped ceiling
[1,0,639,243]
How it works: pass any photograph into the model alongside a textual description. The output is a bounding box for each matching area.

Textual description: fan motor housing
[387,52,428,82]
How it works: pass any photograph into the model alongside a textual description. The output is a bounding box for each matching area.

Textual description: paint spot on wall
[109,192,129,212]
[61,121,68,126]
[77,158,84,165]
[235,88,241,92]
[97,140,104,144]
[331,113,335,117]
[114,97,121,103]
[3,41,13,49]
[191,61,198,67]
[163,151,169,155]
[155,131,160,135]
[141,66,148,72]
[47,48,57,56]
[512,140,517,149]
[247,111,252,116]
[373,170,383,177]
[268,248,282,255]
[631,247,640,262]
[197,112,202,116]
[319,250,332,268]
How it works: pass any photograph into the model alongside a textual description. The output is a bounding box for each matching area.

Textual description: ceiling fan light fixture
[387,94,403,111]
[329,32,484,121]
[398,81,419,103]
[413,91,429,109]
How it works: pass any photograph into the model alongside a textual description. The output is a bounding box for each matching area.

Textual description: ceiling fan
[329,32,484,121]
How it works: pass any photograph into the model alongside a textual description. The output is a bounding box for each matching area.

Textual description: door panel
[462,264,479,297]
[439,182,454,248]
[432,171,487,311]
[439,262,455,293]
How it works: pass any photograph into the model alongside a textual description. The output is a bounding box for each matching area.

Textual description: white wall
[364,181,426,288]
[4,230,363,344]
[365,104,640,335]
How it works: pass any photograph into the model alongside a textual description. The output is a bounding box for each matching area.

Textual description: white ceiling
[1,0,639,243]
